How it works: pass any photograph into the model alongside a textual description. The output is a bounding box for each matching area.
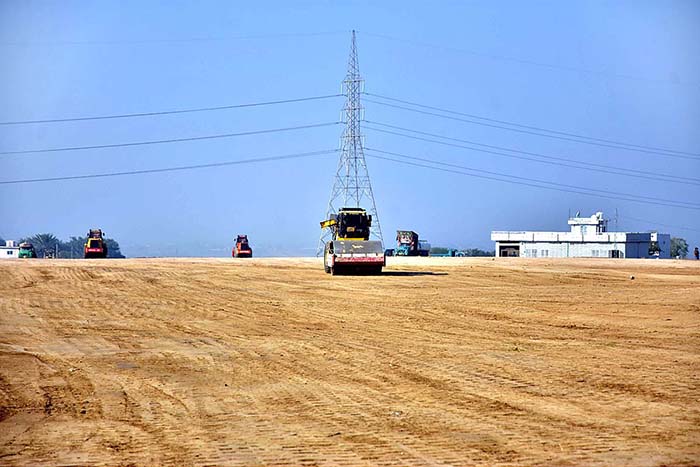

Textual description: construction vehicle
[395,230,420,256]
[84,229,108,258]
[395,230,432,256]
[232,235,253,258]
[418,240,431,257]
[321,207,385,275]
[18,242,37,258]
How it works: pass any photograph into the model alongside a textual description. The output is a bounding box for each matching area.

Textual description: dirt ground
[0,257,698,466]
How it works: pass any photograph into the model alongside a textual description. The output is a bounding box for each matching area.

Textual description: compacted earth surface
[0,257,698,466]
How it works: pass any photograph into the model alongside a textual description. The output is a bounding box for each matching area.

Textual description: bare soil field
[0,257,698,466]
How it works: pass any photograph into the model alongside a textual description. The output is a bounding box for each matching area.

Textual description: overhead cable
[0,122,342,156]
[364,150,700,211]
[360,32,697,87]
[363,94,700,160]
[1,30,348,47]
[362,122,700,186]
[365,147,699,208]
[617,215,700,233]
[0,94,343,126]
[0,149,338,185]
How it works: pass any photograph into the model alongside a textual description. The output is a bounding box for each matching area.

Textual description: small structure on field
[491,212,670,258]
[0,240,19,259]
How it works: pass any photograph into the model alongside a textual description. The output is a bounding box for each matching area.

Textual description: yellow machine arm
[320,218,337,230]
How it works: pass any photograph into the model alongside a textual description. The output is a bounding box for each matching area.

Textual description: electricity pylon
[317,30,384,255]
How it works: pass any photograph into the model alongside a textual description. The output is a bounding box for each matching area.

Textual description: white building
[491,212,670,259]
[0,240,20,259]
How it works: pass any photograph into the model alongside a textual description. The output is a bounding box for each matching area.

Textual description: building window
[540,250,549,257]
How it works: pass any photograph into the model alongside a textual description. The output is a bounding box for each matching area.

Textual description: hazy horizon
[2,1,698,257]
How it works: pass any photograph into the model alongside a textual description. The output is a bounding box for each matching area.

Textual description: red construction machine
[232,235,253,258]
[84,229,108,258]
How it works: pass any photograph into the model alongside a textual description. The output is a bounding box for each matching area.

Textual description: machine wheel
[324,243,333,274]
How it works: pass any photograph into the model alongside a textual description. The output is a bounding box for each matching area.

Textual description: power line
[366,93,698,158]
[363,94,700,160]
[367,151,699,211]
[365,148,700,209]
[0,149,338,185]
[366,146,692,207]
[0,94,343,126]
[617,215,700,233]
[363,122,700,186]
[0,121,341,156]
[364,149,700,211]
[360,31,698,87]
[0,31,348,47]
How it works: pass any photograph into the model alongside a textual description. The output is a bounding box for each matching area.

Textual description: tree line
[430,247,495,256]
[671,237,689,258]
[1,233,125,258]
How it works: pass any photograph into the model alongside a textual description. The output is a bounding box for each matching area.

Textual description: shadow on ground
[380,271,448,276]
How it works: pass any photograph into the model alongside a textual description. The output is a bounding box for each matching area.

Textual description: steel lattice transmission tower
[317,30,384,255]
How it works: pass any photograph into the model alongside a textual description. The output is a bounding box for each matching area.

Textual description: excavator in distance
[321,207,384,275]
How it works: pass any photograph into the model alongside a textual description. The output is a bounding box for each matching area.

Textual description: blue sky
[1,1,699,256]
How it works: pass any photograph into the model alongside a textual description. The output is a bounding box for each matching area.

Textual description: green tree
[463,248,495,257]
[60,236,87,258]
[104,238,125,258]
[670,237,688,258]
[429,247,496,257]
[21,233,60,257]
[18,233,126,258]
[59,236,125,258]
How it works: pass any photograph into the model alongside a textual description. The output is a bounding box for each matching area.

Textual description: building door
[499,244,520,257]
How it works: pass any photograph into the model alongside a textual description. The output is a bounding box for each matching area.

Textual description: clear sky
[1,0,699,257]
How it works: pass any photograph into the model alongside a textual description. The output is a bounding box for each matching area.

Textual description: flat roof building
[491,212,670,259]
[0,240,20,259]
